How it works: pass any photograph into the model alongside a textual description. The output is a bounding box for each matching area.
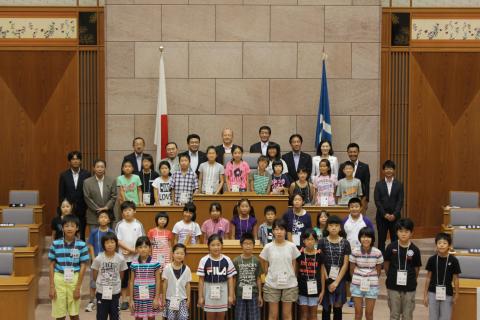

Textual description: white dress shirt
[96,175,104,198]
[293,152,301,171]
[353,159,359,177]
[385,177,394,196]
[189,151,198,172]
[261,142,269,156]
[71,169,79,188]
[223,144,232,154]
[135,153,143,171]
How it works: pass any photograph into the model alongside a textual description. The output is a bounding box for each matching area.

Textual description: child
[51,198,74,240]
[349,227,383,320]
[249,155,272,194]
[270,160,290,195]
[162,243,192,320]
[225,145,250,192]
[314,210,329,240]
[197,234,236,319]
[48,215,89,320]
[115,200,146,310]
[140,155,160,206]
[258,205,276,246]
[313,159,337,206]
[282,193,312,247]
[91,232,128,320]
[289,167,315,205]
[266,144,288,175]
[231,198,257,240]
[117,159,144,206]
[170,154,199,205]
[297,229,326,320]
[147,211,173,267]
[423,232,461,320]
[384,218,422,320]
[86,210,113,312]
[318,215,351,320]
[152,160,172,206]
[336,161,363,205]
[260,219,300,320]
[172,202,202,245]
[342,197,374,250]
[233,232,264,320]
[201,202,230,241]
[198,146,225,194]
[129,236,162,320]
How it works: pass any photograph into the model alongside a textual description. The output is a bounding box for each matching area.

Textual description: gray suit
[83,175,117,224]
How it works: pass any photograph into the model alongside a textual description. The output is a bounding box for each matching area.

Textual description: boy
[384,218,422,320]
[249,155,272,194]
[336,161,363,205]
[48,215,89,320]
[115,200,145,310]
[342,197,374,250]
[258,205,276,245]
[85,210,114,312]
[170,153,199,205]
[423,233,461,320]
[233,232,264,320]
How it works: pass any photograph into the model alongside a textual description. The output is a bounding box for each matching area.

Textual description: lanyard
[142,171,152,193]
[239,217,249,236]
[327,237,342,267]
[397,242,410,271]
[436,254,449,286]
[62,239,77,268]
[359,247,376,271]
[209,255,221,284]
[303,250,317,281]
[292,210,302,233]
[103,252,116,286]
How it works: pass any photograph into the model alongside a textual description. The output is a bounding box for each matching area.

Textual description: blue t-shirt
[88,228,113,256]
[48,238,89,273]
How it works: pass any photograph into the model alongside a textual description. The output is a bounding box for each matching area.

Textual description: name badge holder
[307,280,318,295]
[210,285,221,300]
[102,286,113,300]
[139,285,150,300]
[435,254,449,301]
[143,193,151,204]
[142,172,152,204]
[396,242,410,286]
[292,233,301,246]
[64,267,74,283]
[329,266,340,280]
[231,185,240,193]
[277,272,288,286]
[242,285,253,300]
[320,196,329,207]
[170,296,181,310]
[179,192,189,205]
[360,277,370,292]
[159,199,171,206]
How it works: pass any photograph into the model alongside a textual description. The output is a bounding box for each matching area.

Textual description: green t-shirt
[233,255,263,297]
[117,174,142,204]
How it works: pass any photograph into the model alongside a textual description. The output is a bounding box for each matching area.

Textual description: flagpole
[155,45,168,164]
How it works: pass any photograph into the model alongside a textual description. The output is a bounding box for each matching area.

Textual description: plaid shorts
[235,295,260,320]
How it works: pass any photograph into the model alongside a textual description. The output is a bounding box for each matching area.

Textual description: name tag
[159,199,171,206]
[307,280,318,295]
[360,277,370,292]
[169,297,180,310]
[267,234,273,241]
[292,233,301,246]
[179,193,189,204]
[210,285,221,300]
[139,285,150,300]
[396,271,407,286]
[143,193,151,204]
[277,272,288,285]
[158,254,165,267]
[320,196,329,207]
[231,185,240,192]
[102,286,113,300]
[436,286,446,301]
[70,249,80,259]
[329,266,340,280]
[64,267,74,283]
[242,285,253,300]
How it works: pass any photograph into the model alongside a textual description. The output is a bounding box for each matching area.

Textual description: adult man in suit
[374,160,404,253]
[179,133,207,175]
[338,142,371,210]
[83,159,117,231]
[215,128,239,164]
[58,151,91,240]
[161,141,180,173]
[249,125,279,156]
[282,134,312,182]
[122,137,152,175]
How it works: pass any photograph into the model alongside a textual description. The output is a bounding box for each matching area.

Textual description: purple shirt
[231,215,257,240]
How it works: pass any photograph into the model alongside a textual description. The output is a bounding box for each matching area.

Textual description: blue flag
[315,59,332,149]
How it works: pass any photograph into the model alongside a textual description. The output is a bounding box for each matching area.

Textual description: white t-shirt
[198,162,224,194]
[115,219,145,262]
[162,263,192,300]
[172,220,202,244]
[152,176,172,205]
[91,252,128,294]
[259,240,300,289]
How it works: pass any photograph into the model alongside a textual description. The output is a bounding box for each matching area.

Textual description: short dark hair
[358,227,375,245]
[272,159,284,172]
[383,160,396,170]
[158,160,171,172]
[183,202,197,221]
[61,214,80,227]
[435,232,452,245]
[179,153,191,162]
[206,145,217,154]
[96,210,111,220]
[135,236,151,248]
[187,134,201,143]
[264,205,276,215]
[296,166,309,174]
[172,243,187,254]
[240,232,255,245]
[316,140,334,156]
[291,191,305,203]
[94,159,106,167]
[133,137,145,145]
[67,151,82,161]
[142,155,155,169]
[259,126,271,134]
[348,197,362,207]
[272,218,287,230]
[155,211,169,227]
[257,155,269,164]
[101,232,118,251]
[343,160,355,169]
[120,200,136,212]
[324,215,346,237]
[207,234,223,246]
[165,141,178,149]
[209,202,222,213]
[289,134,303,144]
[266,144,281,160]
[396,218,414,232]
[121,159,134,168]
[347,142,360,151]
[301,228,318,242]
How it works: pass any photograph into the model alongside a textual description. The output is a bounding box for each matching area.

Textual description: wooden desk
[0,205,45,225]
[452,278,480,320]
[14,246,40,277]
[135,206,185,231]
[306,206,350,222]
[0,223,44,248]
[0,275,36,319]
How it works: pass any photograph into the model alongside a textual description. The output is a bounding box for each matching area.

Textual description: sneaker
[85,301,96,312]
[120,301,129,311]
[348,298,354,308]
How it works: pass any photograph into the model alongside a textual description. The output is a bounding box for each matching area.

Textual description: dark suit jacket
[179,150,207,175]
[58,169,91,215]
[122,152,152,175]
[214,144,239,164]
[249,141,279,155]
[281,151,313,182]
[374,179,404,220]
[338,161,371,201]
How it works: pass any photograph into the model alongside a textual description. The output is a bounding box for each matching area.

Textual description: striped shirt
[131,256,161,310]
[349,246,384,286]
[48,238,89,273]
[197,254,236,283]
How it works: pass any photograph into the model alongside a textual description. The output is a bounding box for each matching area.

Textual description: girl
[140,155,160,206]
[318,215,351,320]
[231,198,257,240]
[289,167,315,205]
[201,202,230,242]
[198,146,225,195]
[259,219,300,320]
[349,227,383,320]
[282,193,312,247]
[312,140,339,178]
[152,160,172,206]
[297,229,326,320]
[147,212,173,268]
[224,146,250,192]
[162,243,192,320]
[249,155,272,194]
[266,144,288,175]
[197,234,236,320]
[313,210,329,240]
[172,202,202,245]
[118,159,143,206]
[270,160,290,195]
[51,198,74,240]
[313,159,337,206]
[129,236,162,320]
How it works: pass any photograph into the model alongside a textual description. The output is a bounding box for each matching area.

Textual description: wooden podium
[452,278,480,320]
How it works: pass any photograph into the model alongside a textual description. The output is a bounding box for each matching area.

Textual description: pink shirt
[225,161,250,190]
[201,218,230,239]
[147,228,173,268]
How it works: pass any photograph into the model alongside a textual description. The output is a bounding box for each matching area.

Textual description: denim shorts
[298,295,319,306]
[350,283,379,299]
